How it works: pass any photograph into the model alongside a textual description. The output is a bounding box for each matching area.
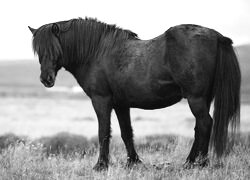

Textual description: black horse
[29,18,241,170]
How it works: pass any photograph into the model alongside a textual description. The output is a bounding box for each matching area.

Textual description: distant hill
[235,44,250,102]
[0,60,81,98]
[0,44,249,102]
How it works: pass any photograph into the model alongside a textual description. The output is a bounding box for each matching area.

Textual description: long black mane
[32,18,139,66]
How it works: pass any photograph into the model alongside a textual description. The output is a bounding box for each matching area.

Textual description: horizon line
[0,42,249,61]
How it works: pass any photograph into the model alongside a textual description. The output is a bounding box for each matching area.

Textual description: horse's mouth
[42,81,55,88]
[40,75,55,88]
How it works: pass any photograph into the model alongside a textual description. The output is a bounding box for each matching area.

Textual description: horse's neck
[67,63,92,96]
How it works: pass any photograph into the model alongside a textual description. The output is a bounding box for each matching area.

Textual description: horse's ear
[51,23,60,36]
[28,26,36,34]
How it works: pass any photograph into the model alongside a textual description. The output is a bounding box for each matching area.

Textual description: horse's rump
[164,24,219,97]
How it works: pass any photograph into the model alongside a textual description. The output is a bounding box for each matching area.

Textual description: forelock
[32,24,62,60]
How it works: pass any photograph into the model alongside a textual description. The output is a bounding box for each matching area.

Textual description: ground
[0,97,249,179]
[0,134,249,179]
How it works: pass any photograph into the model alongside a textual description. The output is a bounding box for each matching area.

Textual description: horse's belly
[130,95,182,109]
[126,82,183,109]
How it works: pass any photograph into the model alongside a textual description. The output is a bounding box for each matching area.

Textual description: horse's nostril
[47,75,54,83]
[40,73,55,87]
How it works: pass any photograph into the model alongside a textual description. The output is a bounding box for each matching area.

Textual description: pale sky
[0,0,249,60]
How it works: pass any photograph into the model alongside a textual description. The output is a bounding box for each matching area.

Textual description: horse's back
[105,24,221,107]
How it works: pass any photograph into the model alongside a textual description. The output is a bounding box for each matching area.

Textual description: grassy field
[0,97,249,179]
[0,133,249,180]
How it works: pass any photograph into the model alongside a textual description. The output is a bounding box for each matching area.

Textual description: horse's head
[29,23,62,88]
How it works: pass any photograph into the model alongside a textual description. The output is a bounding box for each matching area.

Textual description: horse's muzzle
[40,73,55,88]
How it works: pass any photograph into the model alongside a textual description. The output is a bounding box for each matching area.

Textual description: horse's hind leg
[114,107,141,167]
[185,96,213,167]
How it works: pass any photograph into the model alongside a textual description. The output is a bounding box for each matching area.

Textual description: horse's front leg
[114,106,141,167]
[91,95,112,171]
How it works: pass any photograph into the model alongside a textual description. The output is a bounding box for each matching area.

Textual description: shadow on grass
[0,133,26,153]
[36,132,89,158]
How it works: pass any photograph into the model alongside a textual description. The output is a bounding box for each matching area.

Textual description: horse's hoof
[197,158,209,168]
[93,161,108,171]
[126,156,143,168]
[183,158,209,169]
[183,161,194,169]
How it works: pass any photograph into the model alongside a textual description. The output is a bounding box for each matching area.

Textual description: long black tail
[210,36,241,157]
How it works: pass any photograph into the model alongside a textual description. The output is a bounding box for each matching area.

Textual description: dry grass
[0,134,249,180]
